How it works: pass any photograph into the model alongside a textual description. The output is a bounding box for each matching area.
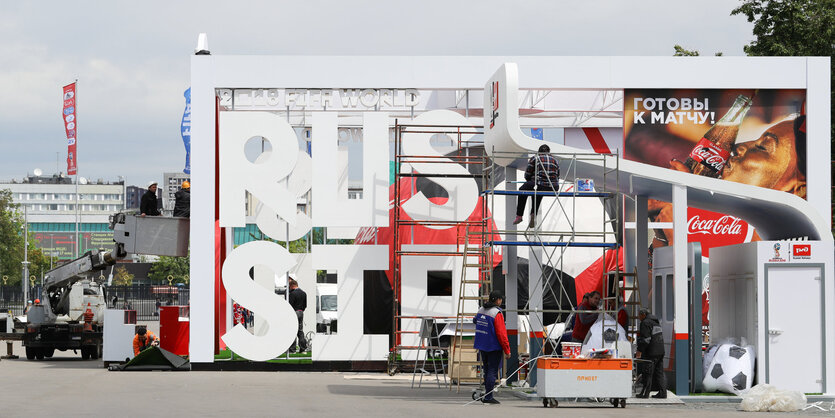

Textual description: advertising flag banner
[181,87,191,174]
[62,82,78,175]
[623,89,806,258]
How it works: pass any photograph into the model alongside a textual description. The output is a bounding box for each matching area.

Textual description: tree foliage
[113,265,134,286]
[0,189,50,285]
[673,44,724,56]
[148,254,190,284]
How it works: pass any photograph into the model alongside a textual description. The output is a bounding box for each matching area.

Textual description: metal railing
[0,284,189,321]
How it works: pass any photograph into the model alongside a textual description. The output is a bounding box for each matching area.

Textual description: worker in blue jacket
[473,290,511,404]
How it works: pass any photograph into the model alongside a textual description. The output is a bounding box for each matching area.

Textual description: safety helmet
[182,180,190,189]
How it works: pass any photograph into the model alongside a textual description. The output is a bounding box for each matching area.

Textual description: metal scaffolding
[472,149,634,388]
[388,122,490,377]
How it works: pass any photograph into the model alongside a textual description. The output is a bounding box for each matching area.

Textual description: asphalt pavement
[0,341,829,417]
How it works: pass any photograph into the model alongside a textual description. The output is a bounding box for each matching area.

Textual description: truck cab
[316,283,338,334]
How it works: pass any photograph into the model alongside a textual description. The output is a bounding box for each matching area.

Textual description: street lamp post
[21,204,29,303]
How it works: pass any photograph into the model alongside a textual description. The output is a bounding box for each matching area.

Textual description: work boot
[528,218,536,229]
[651,392,667,399]
[482,398,500,405]
[513,215,523,225]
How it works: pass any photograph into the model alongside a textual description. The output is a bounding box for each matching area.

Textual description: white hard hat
[147,180,158,188]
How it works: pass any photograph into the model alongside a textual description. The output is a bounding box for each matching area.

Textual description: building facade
[2,172,125,260]
[162,172,190,212]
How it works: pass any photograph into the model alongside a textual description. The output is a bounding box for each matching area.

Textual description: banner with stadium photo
[623,88,806,261]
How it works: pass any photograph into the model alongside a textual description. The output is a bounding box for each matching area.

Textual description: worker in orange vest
[133,327,159,356]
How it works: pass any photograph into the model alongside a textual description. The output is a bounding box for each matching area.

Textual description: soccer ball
[702,343,755,394]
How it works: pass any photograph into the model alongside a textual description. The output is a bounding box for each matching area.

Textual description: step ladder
[411,317,448,388]
[604,268,642,341]
[450,224,492,392]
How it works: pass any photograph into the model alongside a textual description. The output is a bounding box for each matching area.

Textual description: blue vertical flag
[530,128,543,140]
[181,88,191,174]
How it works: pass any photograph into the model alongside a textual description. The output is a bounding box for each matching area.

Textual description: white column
[189,55,216,363]
[635,195,649,306]
[806,57,831,235]
[672,185,688,335]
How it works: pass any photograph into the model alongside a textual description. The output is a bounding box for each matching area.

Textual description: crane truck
[21,213,189,360]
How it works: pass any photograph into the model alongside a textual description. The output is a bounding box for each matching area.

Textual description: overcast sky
[0,1,754,187]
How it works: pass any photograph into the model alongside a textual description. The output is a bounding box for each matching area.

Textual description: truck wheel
[25,347,36,360]
[35,350,45,360]
[43,348,55,358]
[91,344,101,360]
[81,347,90,360]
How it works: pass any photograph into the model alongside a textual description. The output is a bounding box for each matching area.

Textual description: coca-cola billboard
[625,89,806,257]
[686,209,751,257]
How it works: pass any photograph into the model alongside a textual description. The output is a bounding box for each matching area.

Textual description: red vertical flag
[62,82,77,175]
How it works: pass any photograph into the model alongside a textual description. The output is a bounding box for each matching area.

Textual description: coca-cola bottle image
[684,94,753,177]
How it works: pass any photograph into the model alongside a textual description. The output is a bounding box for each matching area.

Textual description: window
[427,270,452,296]
[364,270,389,335]
[317,270,337,284]
[320,295,337,312]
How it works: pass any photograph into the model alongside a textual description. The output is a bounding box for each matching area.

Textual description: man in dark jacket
[514,144,560,229]
[173,180,190,218]
[636,307,667,398]
[140,181,161,216]
[572,291,600,343]
[473,290,511,405]
[287,278,308,353]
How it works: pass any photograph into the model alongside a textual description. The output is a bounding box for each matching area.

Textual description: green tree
[0,189,50,285]
[113,265,134,286]
[148,254,190,284]
[673,44,724,56]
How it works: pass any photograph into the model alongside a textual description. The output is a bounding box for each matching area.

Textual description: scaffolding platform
[481,190,614,198]
[487,241,618,248]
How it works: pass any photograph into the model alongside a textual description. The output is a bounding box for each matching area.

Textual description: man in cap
[140,181,161,216]
[636,307,667,398]
[473,290,511,404]
[173,180,190,218]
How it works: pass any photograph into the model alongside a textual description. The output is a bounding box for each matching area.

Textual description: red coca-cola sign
[686,208,751,257]
[688,137,731,172]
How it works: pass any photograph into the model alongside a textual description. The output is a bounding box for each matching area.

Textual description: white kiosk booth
[710,240,834,393]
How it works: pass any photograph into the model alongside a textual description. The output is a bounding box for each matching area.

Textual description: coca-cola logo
[688,138,730,172]
[687,215,743,235]
[685,208,751,258]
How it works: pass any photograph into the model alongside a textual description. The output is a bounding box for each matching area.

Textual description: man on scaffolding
[513,144,560,229]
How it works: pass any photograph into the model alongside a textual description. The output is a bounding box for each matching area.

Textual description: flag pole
[74,78,79,258]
